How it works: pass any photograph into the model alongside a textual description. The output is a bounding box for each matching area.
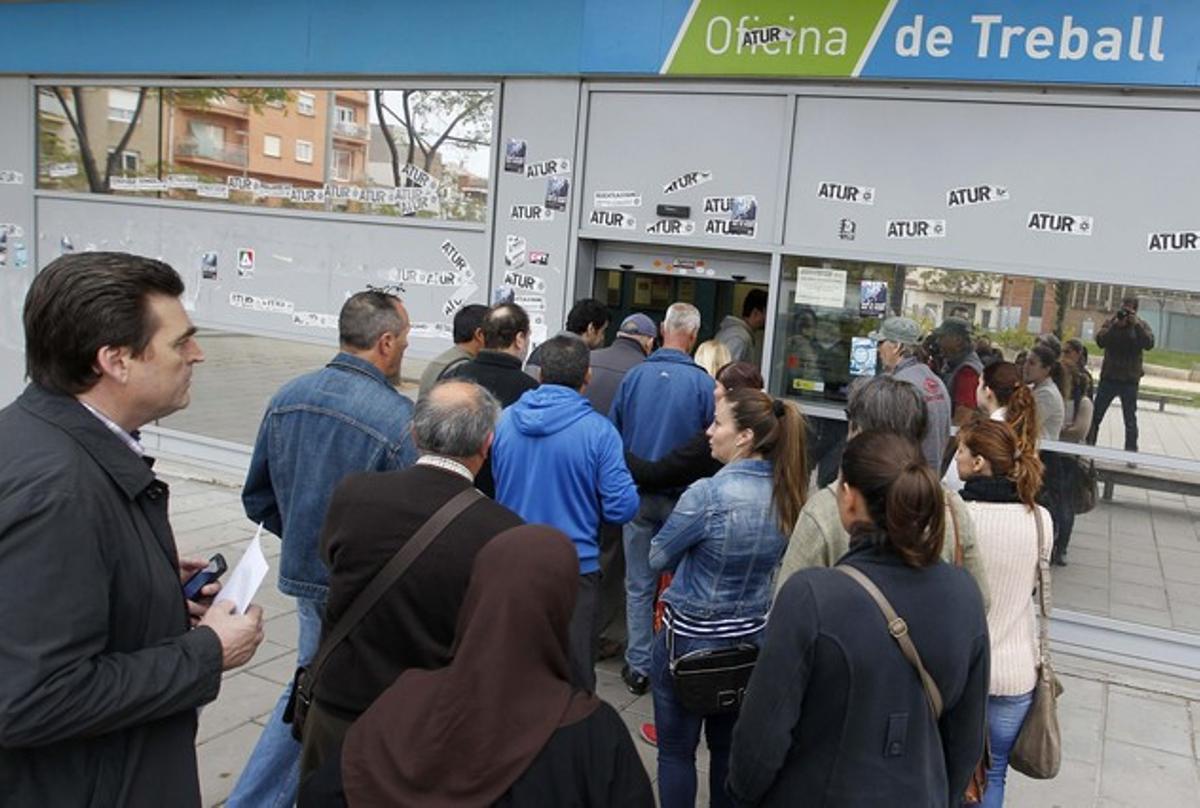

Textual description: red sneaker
[639,722,657,746]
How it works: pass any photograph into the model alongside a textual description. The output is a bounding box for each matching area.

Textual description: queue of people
[1,253,1069,808]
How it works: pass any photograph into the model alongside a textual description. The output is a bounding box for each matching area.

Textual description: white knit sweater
[964,500,1052,696]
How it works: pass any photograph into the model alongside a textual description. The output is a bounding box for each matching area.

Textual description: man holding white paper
[0,253,265,808]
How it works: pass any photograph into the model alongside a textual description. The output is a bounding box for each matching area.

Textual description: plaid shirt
[80,401,144,457]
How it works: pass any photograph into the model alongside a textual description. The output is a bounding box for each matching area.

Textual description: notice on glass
[220,525,269,614]
[794,267,846,309]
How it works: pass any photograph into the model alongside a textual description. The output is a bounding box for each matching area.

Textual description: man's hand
[199,601,265,670]
[179,556,222,625]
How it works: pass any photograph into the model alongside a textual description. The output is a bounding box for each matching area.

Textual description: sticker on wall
[167,173,199,190]
[401,163,438,189]
[196,183,230,199]
[704,219,755,238]
[440,239,474,280]
[545,177,570,211]
[1147,231,1200,252]
[588,209,636,230]
[859,281,888,317]
[512,204,554,222]
[1027,212,1092,236]
[290,187,327,205]
[200,252,218,280]
[594,191,642,208]
[816,181,875,205]
[401,268,465,287]
[395,187,439,215]
[229,292,294,315]
[0,231,6,268]
[409,322,454,341]
[0,223,24,239]
[492,285,515,305]
[12,241,27,270]
[528,250,549,265]
[525,158,570,179]
[503,269,547,294]
[0,170,24,185]
[47,163,79,179]
[849,337,878,377]
[360,187,397,206]
[838,218,857,241]
[703,195,757,219]
[109,177,137,191]
[515,293,546,312]
[60,235,75,255]
[886,219,946,239]
[946,184,1008,208]
[794,267,846,308]
[443,283,480,319]
[326,184,361,202]
[504,139,527,173]
[237,248,255,277]
[227,176,259,192]
[256,182,293,200]
[663,170,713,195]
[646,219,696,236]
[505,234,527,269]
[293,311,339,329]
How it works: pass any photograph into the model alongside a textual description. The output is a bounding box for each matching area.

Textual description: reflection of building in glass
[903,267,1003,330]
[37,87,162,190]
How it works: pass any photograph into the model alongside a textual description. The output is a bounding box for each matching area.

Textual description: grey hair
[845,375,928,442]
[663,302,701,335]
[412,380,501,457]
[339,290,405,350]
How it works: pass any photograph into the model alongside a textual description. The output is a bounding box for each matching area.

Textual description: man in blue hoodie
[609,301,714,694]
[492,335,639,691]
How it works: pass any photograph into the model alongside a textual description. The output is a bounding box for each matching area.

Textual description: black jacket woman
[298,525,653,808]
[728,430,990,807]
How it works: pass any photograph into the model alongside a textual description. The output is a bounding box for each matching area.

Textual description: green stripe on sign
[662,0,893,77]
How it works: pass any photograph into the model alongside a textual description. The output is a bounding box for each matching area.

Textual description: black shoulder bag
[283,486,480,740]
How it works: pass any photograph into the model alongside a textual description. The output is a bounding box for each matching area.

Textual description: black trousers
[568,571,601,692]
[1088,378,1140,451]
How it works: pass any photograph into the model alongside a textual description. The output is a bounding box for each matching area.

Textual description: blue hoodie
[492,385,639,574]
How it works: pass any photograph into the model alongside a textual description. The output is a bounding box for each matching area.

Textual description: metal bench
[1137,391,1192,412]
[1095,460,1200,501]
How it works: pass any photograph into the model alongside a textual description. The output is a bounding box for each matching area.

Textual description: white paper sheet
[220,525,269,614]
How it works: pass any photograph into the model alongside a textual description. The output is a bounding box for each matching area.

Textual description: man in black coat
[298,379,524,779]
[0,253,265,808]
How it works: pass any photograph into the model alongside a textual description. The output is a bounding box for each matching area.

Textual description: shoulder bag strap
[1032,508,1053,670]
[948,502,963,566]
[436,355,470,382]
[302,486,482,694]
[837,565,944,719]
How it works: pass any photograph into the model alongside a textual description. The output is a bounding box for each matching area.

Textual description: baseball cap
[868,316,923,345]
[932,316,973,339]
[618,313,656,338]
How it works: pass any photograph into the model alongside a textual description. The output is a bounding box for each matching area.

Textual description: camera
[1116,308,1131,321]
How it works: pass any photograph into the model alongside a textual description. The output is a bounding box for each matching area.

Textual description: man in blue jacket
[609,301,714,694]
[492,335,639,691]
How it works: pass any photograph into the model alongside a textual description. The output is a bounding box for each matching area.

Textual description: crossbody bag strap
[302,486,482,696]
[837,565,944,719]
[1032,507,1053,670]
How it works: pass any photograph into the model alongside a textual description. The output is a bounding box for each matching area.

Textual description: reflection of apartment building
[39,87,160,181]
[902,267,1003,330]
[329,90,370,183]
[999,277,1061,335]
[167,92,252,179]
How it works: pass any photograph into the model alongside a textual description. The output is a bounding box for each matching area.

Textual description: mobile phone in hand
[183,553,227,601]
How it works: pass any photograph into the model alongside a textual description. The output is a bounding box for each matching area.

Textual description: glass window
[37,85,495,223]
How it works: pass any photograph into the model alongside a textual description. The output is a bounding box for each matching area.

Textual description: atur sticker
[589,209,636,230]
[525,158,571,179]
[511,204,554,222]
[1027,212,1093,236]
[647,219,696,236]
[816,181,874,205]
[663,170,713,195]
[947,184,1008,208]
[886,219,946,239]
[1147,231,1200,252]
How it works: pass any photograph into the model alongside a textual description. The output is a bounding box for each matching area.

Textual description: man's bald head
[412,380,501,459]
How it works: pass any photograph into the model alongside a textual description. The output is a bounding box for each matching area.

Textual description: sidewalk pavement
[159,460,1200,808]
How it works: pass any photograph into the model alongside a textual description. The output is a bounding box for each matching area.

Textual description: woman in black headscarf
[299,525,652,808]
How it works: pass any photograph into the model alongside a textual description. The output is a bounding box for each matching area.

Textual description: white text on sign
[589,209,637,230]
[886,219,946,239]
[1027,212,1093,236]
[816,181,875,205]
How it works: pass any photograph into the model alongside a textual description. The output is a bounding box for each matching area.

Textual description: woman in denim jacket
[648,388,808,808]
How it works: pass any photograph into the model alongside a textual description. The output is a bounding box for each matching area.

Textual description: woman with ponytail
[729,430,989,806]
[955,418,1053,807]
[646,389,807,807]
[944,361,1041,492]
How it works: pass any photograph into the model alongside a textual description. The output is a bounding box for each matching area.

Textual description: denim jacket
[648,458,788,620]
[243,352,417,600]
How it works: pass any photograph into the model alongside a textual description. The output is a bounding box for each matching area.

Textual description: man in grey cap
[584,312,656,661]
[933,316,984,425]
[872,316,952,472]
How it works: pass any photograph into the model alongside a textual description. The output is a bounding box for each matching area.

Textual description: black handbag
[667,624,758,716]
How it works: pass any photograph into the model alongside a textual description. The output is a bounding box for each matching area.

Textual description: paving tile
[1099,740,1199,804]
[1166,580,1200,606]
[1063,546,1110,570]
[1168,602,1200,632]
[1109,545,1162,568]
[1109,601,1175,629]
[245,648,299,688]
[1060,702,1105,764]
[1104,690,1193,757]
[1055,581,1110,615]
[1005,758,1098,808]
[197,721,262,808]
[263,611,299,651]
[1109,563,1165,588]
[1109,580,1169,610]
[198,670,281,744]
[1058,674,1105,713]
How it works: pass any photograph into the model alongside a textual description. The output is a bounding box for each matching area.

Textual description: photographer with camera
[1087,296,1155,454]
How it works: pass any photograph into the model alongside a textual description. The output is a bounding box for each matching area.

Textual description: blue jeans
[624,493,677,676]
[651,628,759,808]
[981,691,1034,808]
[226,596,323,808]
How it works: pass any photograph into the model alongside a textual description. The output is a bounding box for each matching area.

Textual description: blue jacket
[492,385,639,574]
[243,352,417,600]
[649,459,788,620]
[609,348,715,461]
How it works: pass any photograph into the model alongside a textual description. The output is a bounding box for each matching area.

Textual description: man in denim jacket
[228,290,418,808]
